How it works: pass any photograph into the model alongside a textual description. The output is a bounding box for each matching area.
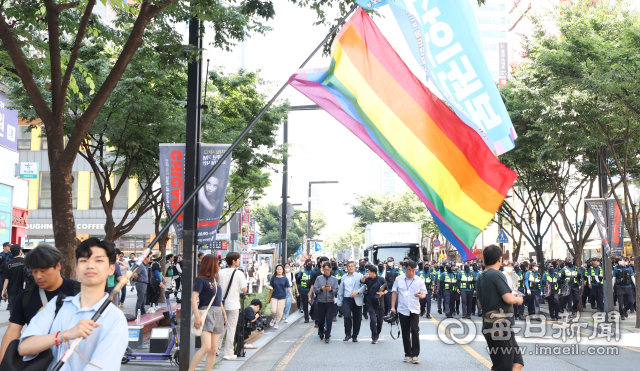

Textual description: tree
[0,0,275,276]
[252,203,326,258]
[508,0,640,324]
[201,69,289,229]
[325,224,364,252]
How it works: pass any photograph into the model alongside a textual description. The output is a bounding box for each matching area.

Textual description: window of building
[39,172,51,209]
[485,57,499,66]
[39,172,77,209]
[479,30,507,38]
[41,135,48,150]
[477,17,506,25]
[90,174,129,209]
[18,126,31,150]
[483,43,498,51]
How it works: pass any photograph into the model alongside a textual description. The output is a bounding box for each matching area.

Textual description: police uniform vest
[563,267,580,285]
[546,274,559,291]
[616,267,633,286]
[300,271,312,290]
[516,272,525,289]
[459,271,474,290]
[443,273,456,291]
[590,267,603,285]
[529,272,541,290]
[420,270,433,290]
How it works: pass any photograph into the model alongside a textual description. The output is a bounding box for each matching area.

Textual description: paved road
[242,305,640,371]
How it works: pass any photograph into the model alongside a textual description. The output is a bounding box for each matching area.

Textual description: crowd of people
[0,238,636,371]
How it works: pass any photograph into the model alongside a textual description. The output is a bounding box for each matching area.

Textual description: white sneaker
[223,355,237,360]
[274,323,279,329]
[270,319,275,327]
[245,343,258,349]
[412,357,420,364]
[284,318,289,323]
[403,356,412,362]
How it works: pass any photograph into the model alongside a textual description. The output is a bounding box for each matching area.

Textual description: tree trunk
[49,157,77,278]
[574,253,583,313]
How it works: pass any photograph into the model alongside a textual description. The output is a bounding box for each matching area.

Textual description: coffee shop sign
[28,223,105,230]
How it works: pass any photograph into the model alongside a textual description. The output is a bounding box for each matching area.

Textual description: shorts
[201,306,224,334]
[483,330,524,371]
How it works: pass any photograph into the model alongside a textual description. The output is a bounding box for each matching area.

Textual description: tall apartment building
[469,0,510,85]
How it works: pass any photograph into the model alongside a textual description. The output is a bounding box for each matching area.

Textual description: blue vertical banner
[357,0,517,155]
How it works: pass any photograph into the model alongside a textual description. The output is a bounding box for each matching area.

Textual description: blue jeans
[284,290,292,319]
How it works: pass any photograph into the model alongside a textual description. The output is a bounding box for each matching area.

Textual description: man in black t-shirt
[476,244,524,371]
[243,299,264,349]
[0,243,79,363]
[1,245,25,312]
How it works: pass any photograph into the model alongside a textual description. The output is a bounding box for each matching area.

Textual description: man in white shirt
[390,260,427,364]
[217,252,248,360]
[337,261,366,342]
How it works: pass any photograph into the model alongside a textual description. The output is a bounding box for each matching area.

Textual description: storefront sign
[499,43,508,77]
[12,207,28,228]
[0,91,18,152]
[19,162,39,180]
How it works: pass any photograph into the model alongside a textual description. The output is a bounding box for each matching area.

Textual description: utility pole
[179,12,202,371]
[280,116,288,264]
[598,146,614,316]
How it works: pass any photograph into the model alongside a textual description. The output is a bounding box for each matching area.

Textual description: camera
[383,312,399,324]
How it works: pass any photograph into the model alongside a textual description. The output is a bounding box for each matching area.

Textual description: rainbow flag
[287,9,517,261]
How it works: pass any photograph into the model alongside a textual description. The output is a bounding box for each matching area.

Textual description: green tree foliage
[325,224,364,252]
[348,190,438,237]
[252,203,326,258]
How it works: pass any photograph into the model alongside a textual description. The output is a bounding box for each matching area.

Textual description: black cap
[531,262,538,267]
[10,244,21,254]
[387,257,394,262]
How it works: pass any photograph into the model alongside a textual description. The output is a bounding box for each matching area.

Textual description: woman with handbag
[189,255,227,371]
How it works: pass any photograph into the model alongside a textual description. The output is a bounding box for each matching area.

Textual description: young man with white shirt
[16,237,127,371]
[389,260,427,364]
[217,252,247,360]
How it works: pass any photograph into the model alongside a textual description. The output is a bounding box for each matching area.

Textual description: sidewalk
[121,308,304,371]
[536,302,639,333]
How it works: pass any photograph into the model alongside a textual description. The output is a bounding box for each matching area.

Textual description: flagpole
[50,6,359,371]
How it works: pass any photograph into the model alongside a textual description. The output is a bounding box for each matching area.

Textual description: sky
[199,3,435,239]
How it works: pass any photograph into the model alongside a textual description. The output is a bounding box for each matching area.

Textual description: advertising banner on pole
[357,0,517,155]
[606,199,625,257]
[159,144,232,244]
[0,91,18,152]
[585,198,611,257]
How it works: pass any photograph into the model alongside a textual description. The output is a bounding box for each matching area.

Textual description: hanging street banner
[0,91,18,152]
[159,144,232,244]
[606,199,625,257]
[585,198,612,257]
[356,0,517,155]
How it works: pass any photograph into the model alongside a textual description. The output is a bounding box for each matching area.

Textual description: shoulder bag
[192,282,218,337]
[0,295,68,371]
[221,268,238,306]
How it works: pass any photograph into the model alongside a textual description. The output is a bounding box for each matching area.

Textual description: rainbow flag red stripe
[288,8,516,261]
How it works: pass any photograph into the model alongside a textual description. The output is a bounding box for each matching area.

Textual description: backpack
[23,265,35,287]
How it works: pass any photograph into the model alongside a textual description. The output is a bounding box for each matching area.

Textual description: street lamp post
[307,181,338,255]
[280,105,319,263]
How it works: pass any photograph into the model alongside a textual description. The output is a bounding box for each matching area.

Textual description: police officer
[437,264,446,314]
[418,261,434,318]
[457,264,475,319]
[525,261,542,321]
[614,256,635,320]
[588,258,604,312]
[441,263,457,318]
[542,264,561,320]
[514,263,526,320]
[382,258,399,312]
[561,257,581,316]
[297,259,315,323]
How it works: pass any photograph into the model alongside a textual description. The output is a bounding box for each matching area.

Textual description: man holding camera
[389,260,426,364]
[313,262,339,343]
[361,265,387,344]
[243,299,265,349]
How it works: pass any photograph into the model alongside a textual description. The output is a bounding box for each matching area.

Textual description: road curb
[235,313,304,371]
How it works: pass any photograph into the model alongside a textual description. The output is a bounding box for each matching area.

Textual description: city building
[469,0,511,85]
[0,89,29,246]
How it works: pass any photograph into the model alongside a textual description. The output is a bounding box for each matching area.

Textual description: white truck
[364,222,422,264]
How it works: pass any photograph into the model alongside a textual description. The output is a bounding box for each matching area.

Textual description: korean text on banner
[585,199,612,257]
[356,1,517,155]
